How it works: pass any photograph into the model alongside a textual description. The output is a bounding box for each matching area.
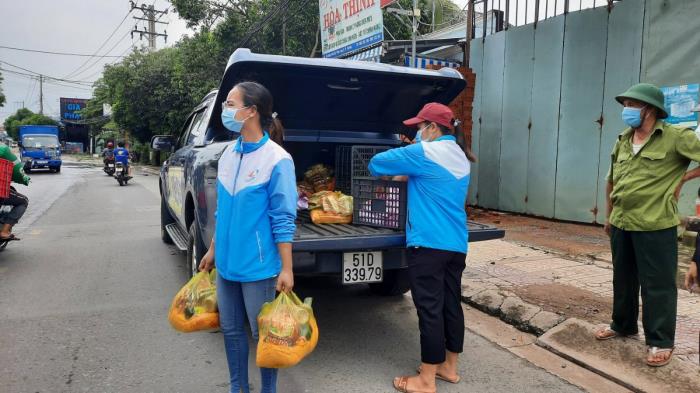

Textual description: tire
[160,196,175,244]
[118,178,124,186]
[369,268,411,296]
[55,166,61,173]
[24,165,31,174]
[187,220,206,278]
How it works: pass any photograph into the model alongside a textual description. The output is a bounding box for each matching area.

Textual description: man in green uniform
[596,83,700,367]
[0,144,30,241]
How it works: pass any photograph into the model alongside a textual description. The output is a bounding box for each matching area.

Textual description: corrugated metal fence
[468,0,651,223]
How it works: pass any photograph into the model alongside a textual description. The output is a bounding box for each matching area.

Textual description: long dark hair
[235,81,284,145]
[436,121,477,163]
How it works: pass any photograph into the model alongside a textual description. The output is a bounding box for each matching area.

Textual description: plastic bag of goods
[304,164,335,192]
[308,191,353,224]
[256,291,319,368]
[168,269,220,332]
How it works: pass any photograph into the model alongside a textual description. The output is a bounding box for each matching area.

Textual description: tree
[87,0,465,144]
[3,108,59,139]
[0,71,6,108]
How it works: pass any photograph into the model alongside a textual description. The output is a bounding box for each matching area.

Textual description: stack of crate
[349,146,407,230]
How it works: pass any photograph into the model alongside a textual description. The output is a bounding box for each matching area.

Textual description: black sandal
[0,234,21,242]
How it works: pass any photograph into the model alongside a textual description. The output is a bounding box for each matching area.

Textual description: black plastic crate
[334,145,352,195]
[351,146,390,179]
[352,178,407,230]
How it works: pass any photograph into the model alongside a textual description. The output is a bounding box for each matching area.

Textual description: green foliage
[2,108,58,139]
[85,0,463,143]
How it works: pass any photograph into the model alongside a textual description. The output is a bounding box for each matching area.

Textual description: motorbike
[114,162,132,186]
[0,204,15,252]
[103,157,116,176]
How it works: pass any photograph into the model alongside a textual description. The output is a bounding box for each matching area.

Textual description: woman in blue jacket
[369,103,473,393]
[199,81,297,393]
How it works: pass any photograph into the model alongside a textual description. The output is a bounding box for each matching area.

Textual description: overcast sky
[0,0,602,123]
[0,0,191,122]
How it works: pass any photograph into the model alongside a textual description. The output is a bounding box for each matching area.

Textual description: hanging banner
[320,0,384,59]
[59,97,88,121]
[661,84,699,128]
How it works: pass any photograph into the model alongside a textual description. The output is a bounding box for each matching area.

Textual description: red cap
[403,103,454,129]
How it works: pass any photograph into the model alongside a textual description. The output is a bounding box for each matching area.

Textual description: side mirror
[151,135,176,152]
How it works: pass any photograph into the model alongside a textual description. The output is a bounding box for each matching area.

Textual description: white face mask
[416,124,434,143]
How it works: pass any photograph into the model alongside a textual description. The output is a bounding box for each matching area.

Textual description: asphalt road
[0,165,584,393]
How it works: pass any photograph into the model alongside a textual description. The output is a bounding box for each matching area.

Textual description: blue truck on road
[19,125,62,173]
[152,49,504,295]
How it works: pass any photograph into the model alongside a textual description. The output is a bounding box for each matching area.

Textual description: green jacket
[607,121,700,231]
[0,145,30,186]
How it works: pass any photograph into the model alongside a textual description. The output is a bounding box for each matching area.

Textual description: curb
[537,318,700,393]
[461,281,566,336]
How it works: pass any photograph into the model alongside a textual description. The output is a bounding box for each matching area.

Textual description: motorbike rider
[0,144,30,241]
[113,141,130,175]
[102,142,115,161]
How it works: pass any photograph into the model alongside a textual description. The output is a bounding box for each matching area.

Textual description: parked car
[152,49,504,295]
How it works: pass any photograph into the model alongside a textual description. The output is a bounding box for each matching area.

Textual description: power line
[237,0,296,48]
[67,30,132,80]
[0,62,94,86]
[0,45,126,58]
[62,9,133,80]
[77,43,135,82]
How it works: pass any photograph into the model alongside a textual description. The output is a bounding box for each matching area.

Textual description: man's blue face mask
[622,106,644,128]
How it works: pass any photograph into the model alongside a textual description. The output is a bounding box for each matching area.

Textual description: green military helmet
[615,83,668,119]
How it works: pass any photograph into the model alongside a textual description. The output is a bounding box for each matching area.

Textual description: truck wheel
[369,269,411,296]
[187,220,206,278]
[55,166,61,173]
[161,196,175,244]
[24,165,31,174]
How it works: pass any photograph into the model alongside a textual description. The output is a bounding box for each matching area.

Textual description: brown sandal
[646,347,674,367]
[393,376,436,393]
[417,366,461,384]
[594,326,619,340]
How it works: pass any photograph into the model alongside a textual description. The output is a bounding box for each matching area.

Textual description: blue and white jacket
[369,135,470,254]
[215,133,297,282]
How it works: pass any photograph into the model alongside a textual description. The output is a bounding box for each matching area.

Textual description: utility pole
[412,0,418,68]
[130,1,168,51]
[387,6,421,68]
[464,0,473,67]
[39,74,44,115]
[282,17,287,55]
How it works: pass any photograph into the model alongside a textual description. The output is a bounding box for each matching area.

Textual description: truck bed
[293,210,505,252]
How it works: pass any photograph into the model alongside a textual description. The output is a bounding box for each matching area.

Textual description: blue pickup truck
[19,125,62,173]
[153,49,504,295]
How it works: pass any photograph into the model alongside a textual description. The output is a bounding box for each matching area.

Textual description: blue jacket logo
[246,169,259,182]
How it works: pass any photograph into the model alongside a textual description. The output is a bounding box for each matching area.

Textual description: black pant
[407,247,467,364]
[0,187,29,225]
[610,226,677,348]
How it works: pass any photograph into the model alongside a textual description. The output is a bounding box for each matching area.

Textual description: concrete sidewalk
[462,238,700,391]
[464,239,700,364]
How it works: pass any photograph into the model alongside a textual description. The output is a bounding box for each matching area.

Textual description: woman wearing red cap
[369,103,475,393]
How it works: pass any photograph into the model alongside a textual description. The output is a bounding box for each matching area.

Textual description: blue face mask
[415,125,429,143]
[221,107,247,133]
[622,107,643,128]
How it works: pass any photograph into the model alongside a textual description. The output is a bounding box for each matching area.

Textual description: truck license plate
[36,160,48,165]
[343,252,383,284]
